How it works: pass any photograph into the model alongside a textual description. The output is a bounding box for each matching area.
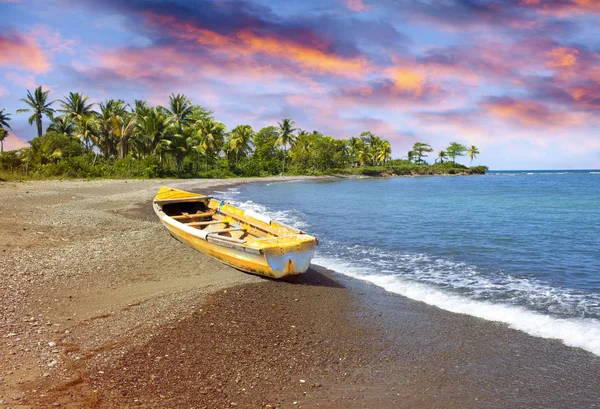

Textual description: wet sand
[1,178,600,408]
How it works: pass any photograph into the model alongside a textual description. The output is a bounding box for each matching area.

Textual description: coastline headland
[1,178,599,408]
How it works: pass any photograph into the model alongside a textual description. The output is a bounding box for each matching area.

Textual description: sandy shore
[2,178,600,408]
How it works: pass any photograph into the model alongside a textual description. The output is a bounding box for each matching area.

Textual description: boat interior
[160,199,267,243]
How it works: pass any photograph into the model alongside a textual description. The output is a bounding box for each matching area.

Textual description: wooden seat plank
[207,227,243,234]
[186,220,226,226]
[172,211,215,221]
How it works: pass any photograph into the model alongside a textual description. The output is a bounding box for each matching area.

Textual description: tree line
[0,86,486,179]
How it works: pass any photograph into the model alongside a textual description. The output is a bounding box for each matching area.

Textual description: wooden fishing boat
[153,186,318,278]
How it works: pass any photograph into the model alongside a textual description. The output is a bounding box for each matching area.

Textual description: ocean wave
[314,254,600,357]
[215,184,600,355]
[316,243,600,319]
[215,187,309,229]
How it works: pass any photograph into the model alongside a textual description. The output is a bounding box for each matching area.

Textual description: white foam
[216,187,308,230]
[326,244,599,318]
[315,255,600,357]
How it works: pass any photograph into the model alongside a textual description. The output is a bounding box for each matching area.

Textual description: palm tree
[467,145,480,165]
[197,118,225,172]
[0,108,11,153]
[166,94,194,131]
[411,142,433,164]
[289,133,314,171]
[59,92,95,122]
[97,99,127,158]
[16,86,55,138]
[360,131,381,165]
[47,116,75,136]
[188,141,204,173]
[436,150,448,164]
[112,112,137,159]
[228,124,254,165]
[0,128,7,154]
[168,127,194,174]
[134,107,174,157]
[446,142,467,163]
[358,146,373,166]
[347,137,363,166]
[155,138,172,165]
[132,100,150,117]
[375,140,392,165]
[76,115,99,149]
[275,118,297,174]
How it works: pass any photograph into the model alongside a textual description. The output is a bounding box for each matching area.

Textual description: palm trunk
[282,145,286,174]
[119,138,127,159]
[37,114,43,138]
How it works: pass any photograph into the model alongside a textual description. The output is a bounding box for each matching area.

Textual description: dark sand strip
[27,268,600,409]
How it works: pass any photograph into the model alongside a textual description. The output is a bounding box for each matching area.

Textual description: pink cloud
[3,132,29,151]
[0,30,49,73]
[142,11,371,79]
[345,0,366,12]
[520,0,600,16]
[485,97,585,128]
[546,46,579,69]
[89,42,327,98]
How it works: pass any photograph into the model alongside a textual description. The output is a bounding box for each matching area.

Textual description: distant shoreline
[0,165,488,183]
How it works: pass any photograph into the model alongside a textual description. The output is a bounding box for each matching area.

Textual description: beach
[1,178,600,408]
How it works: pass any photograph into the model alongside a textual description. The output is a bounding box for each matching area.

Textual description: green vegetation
[0,108,12,154]
[0,89,487,180]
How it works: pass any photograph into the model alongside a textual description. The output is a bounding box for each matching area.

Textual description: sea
[214,170,600,356]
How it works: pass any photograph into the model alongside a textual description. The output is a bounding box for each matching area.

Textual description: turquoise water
[215,171,600,355]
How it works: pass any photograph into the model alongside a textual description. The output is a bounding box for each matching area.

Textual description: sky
[0,0,599,170]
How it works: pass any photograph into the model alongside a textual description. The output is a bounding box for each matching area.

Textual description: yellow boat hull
[153,186,317,279]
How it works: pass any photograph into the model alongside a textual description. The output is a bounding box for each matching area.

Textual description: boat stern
[262,236,317,278]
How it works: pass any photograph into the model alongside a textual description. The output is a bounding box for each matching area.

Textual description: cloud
[484,96,584,127]
[76,0,412,64]
[520,0,600,16]
[546,46,579,69]
[345,0,366,12]
[384,66,427,96]
[28,25,77,55]
[3,131,29,151]
[0,30,49,72]
[333,57,467,110]
[140,10,372,78]
[379,0,536,32]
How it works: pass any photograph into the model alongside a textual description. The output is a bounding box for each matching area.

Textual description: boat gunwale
[152,195,313,244]
[153,202,263,254]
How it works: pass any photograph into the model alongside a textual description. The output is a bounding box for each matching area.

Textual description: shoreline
[1,178,600,407]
